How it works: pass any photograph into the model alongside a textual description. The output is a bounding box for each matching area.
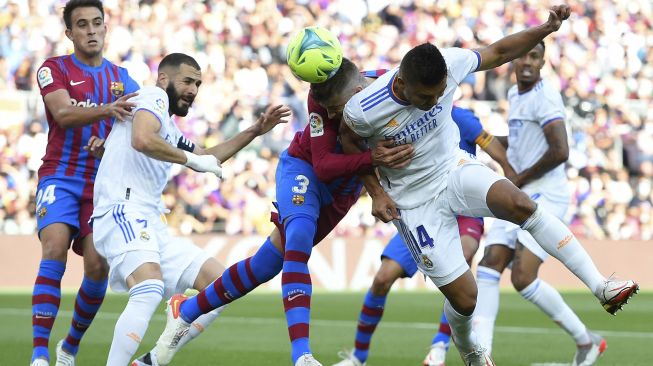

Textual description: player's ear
[157,71,169,88]
[65,28,72,41]
[395,75,406,90]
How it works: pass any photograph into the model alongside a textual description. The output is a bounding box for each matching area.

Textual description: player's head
[513,41,545,87]
[63,0,106,58]
[157,53,202,117]
[396,43,448,111]
[310,58,364,119]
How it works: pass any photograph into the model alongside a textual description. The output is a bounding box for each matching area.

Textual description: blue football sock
[353,290,387,362]
[63,276,107,355]
[282,216,317,364]
[31,259,66,362]
[180,237,283,322]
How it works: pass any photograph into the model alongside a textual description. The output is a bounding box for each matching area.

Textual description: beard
[166,83,192,116]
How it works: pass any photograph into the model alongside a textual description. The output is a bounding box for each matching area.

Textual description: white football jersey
[93,86,183,215]
[344,48,480,209]
[506,79,568,198]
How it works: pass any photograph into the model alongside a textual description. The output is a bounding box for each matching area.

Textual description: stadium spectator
[1,0,651,239]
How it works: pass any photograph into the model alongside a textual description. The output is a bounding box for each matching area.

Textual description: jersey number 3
[292,175,310,194]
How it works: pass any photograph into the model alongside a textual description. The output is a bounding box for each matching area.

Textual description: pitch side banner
[1,234,651,290]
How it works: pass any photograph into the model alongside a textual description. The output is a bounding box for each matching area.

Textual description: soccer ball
[286,26,343,84]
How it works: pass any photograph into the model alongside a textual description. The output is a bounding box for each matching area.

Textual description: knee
[41,238,69,262]
[478,247,510,273]
[84,257,109,280]
[510,268,536,292]
[511,192,537,223]
[370,271,397,296]
[284,216,316,249]
[453,292,477,316]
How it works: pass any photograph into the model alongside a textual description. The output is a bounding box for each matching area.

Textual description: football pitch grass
[2,290,651,366]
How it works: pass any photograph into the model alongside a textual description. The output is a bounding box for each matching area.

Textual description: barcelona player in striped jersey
[31,1,138,365]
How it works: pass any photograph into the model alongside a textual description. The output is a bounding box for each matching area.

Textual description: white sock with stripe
[521,206,605,295]
[444,299,479,354]
[520,278,590,345]
[107,279,164,366]
[474,266,501,355]
[177,306,226,349]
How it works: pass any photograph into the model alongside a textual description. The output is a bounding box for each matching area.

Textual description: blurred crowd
[1,0,652,240]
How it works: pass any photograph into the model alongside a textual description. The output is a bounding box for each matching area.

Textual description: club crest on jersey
[421,254,434,269]
[140,231,150,241]
[110,81,124,97]
[37,67,53,88]
[292,195,305,205]
[38,207,47,218]
[309,112,324,137]
[155,98,166,114]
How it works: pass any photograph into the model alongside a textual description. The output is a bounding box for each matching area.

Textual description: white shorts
[484,186,569,261]
[92,204,210,298]
[393,157,503,287]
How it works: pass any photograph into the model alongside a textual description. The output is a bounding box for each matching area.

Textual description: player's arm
[494,135,508,148]
[43,89,137,128]
[199,104,290,163]
[475,5,570,71]
[475,130,517,178]
[340,122,400,222]
[131,110,187,164]
[510,120,568,187]
[310,114,374,182]
[131,110,221,176]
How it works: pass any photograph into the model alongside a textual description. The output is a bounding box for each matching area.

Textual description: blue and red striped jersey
[36,53,139,180]
[287,69,388,186]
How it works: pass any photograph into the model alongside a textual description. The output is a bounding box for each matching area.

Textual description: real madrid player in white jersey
[90,53,290,366]
[341,5,638,366]
[473,42,606,366]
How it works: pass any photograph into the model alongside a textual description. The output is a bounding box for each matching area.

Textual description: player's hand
[183,151,223,178]
[372,139,414,169]
[506,173,523,188]
[83,135,106,159]
[103,92,138,121]
[371,191,401,223]
[251,104,292,136]
[545,4,571,32]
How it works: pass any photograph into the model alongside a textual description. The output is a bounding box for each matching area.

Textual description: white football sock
[474,266,501,355]
[177,306,226,349]
[107,279,164,366]
[444,299,479,354]
[519,278,590,345]
[521,206,605,295]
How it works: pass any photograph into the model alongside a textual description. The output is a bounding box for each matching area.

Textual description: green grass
[4,290,652,365]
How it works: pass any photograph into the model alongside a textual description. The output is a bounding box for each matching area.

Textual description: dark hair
[159,53,201,71]
[400,43,447,86]
[310,58,360,103]
[63,0,104,29]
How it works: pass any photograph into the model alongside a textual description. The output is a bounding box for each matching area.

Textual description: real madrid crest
[140,231,150,241]
[421,254,434,269]
[292,195,305,205]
